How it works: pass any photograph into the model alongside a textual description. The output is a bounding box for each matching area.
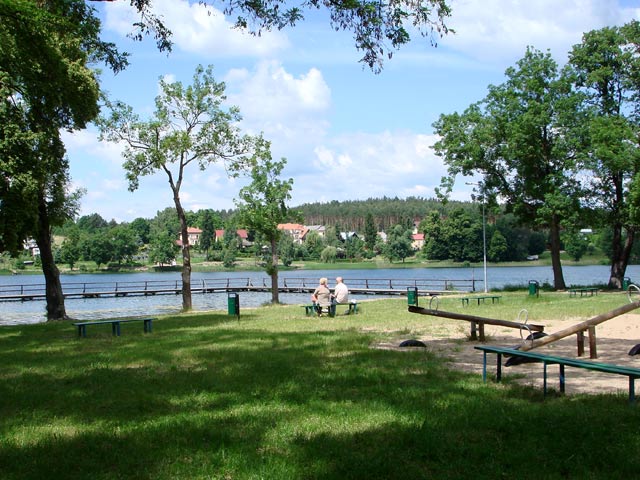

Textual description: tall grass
[1,293,639,479]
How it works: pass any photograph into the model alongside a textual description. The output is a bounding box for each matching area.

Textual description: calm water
[1,265,638,326]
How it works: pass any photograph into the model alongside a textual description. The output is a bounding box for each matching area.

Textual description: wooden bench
[73,318,154,337]
[475,345,640,404]
[461,295,502,306]
[568,287,598,297]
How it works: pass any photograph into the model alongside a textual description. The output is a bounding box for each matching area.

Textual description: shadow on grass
[1,315,640,479]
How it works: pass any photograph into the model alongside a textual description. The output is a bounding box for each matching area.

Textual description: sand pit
[380,312,640,397]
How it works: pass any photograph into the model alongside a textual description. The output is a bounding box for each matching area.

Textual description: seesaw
[517,297,640,358]
[409,292,640,359]
[407,303,544,342]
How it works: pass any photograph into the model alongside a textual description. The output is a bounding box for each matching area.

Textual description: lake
[1,264,638,326]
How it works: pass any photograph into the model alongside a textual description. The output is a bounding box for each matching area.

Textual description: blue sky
[63,0,640,222]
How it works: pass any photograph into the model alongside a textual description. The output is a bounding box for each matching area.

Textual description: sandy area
[378,312,640,397]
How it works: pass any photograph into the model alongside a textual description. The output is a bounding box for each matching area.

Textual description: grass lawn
[2,294,640,479]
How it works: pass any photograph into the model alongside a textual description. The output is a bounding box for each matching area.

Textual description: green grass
[2,293,640,479]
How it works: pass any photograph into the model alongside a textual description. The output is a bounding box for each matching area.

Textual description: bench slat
[475,345,640,403]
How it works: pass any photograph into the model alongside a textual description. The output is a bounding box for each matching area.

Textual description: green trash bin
[528,280,539,297]
[407,287,418,306]
[623,277,632,290]
[228,293,240,318]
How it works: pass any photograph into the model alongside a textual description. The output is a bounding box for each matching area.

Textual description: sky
[63,0,640,223]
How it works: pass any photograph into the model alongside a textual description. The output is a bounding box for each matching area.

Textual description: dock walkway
[0,277,479,302]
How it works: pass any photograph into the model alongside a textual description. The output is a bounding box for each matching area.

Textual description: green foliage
[384,224,413,263]
[236,154,299,302]
[122,0,451,73]
[364,212,377,251]
[568,21,640,287]
[100,65,264,309]
[488,229,508,262]
[320,245,337,263]
[433,48,586,289]
[129,217,151,244]
[563,231,590,262]
[148,232,179,266]
[57,232,81,269]
[2,295,640,479]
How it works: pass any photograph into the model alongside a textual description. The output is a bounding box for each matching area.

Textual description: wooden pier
[0,277,479,302]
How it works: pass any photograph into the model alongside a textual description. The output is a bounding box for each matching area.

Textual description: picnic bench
[568,287,598,297]
[301,302,358,317]
[461,295,502,306]
[475,345,640,404]
[73,318,154,337]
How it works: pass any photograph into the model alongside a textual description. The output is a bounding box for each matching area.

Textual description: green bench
[73,318,154,337]
[475,345,640,404]
[461,295,502,306]
[569,287,598,297]
[301,302,358,317]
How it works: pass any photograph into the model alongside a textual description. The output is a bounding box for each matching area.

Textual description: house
[176,227,202,247]
[411,233,425,250]
[24,238,40,257]
[277,223,308,244]
[377,231,387,243]
[339,231,359,242]
[214,229,252,248]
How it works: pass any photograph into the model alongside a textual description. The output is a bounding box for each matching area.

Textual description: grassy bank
[2,294,640,479]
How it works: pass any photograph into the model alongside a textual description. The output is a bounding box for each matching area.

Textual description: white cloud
[103,0,289,58]
[441,0,638,64]
[224,60,332,166]
[288,131,445,205]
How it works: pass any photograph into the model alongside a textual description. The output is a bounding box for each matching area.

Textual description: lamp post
[466,183,488,293]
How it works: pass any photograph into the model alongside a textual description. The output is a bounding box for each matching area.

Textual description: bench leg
[111,322,121,336]
[482,352,488,382]
[630,377,636,405]
[559,364,565,394]
[496,353,502,382]
[78,325,86,338]
[144,319,152,333]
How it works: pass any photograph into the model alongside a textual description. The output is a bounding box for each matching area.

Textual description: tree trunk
[270,236,279,304]
[549,216,566,290]
[36,193,67,321]
[608,225,634,289]
[174,196,192,311]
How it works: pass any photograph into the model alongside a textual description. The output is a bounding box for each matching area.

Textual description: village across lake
[2,265,640,326]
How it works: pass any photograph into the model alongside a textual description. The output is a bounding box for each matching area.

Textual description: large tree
[99,65,263,310]
[235,153,298,304]
[433,48,585,290]
[95,0,452,73]
[568,21,640,288]
[1,0,126,319]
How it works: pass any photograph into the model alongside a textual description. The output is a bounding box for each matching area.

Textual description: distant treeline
[294,196,474,232]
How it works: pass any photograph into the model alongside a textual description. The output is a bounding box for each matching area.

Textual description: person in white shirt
[333,277,349,304]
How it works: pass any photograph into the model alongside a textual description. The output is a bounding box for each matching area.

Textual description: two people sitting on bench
[311,277,351,316]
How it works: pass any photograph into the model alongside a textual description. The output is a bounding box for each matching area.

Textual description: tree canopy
[99,64,265,310]
[1,0,127,319]
[95,0,452,73]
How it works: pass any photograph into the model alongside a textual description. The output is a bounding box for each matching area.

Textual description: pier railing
[0,276,479,302]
